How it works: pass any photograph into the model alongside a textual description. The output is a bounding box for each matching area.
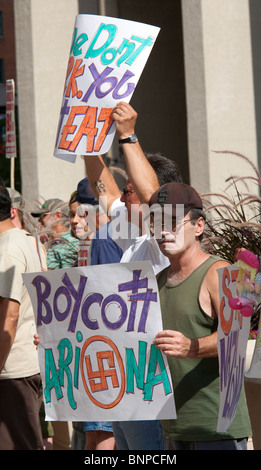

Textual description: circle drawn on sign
[80,335,125,409]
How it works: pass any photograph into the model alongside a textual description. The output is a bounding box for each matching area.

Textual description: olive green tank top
[158,255,251,441]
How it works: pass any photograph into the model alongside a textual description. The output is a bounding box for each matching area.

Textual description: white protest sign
[217,264,251,432]
[54,15,160,162]
[6,79,17,159]
[23,261,176,422]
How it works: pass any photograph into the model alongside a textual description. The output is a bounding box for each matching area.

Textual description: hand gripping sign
[23,261,176,422]
[54,15,160,162]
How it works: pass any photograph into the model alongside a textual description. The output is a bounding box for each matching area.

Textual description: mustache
[158,235,176,243]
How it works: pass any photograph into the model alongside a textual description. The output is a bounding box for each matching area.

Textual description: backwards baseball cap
[7,187,24,210]
[75,177,98,205]
[31,198,68,217]
[149,182,203,216]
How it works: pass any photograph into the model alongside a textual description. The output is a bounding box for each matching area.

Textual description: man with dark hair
[145,152,183,186]
[151,182,252,450]
[0,184,43,449]
[0,184,11,221]
[83,103,183,450]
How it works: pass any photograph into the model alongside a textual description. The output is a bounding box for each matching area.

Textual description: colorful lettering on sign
[219,267,242,335]
[126,341,172,400]
[63,61,136,104]
[33,270,157,333]
[44,334,172,411]
[219,330,245,420]
[55,18,157,155]
[70,24,154,67]
[57,103,113,154]
[218,265,250,428]
[32,269,171,411]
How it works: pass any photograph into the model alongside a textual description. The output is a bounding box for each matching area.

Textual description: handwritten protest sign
[6,79,17,159]
[54,15,160,162]
[23,261,176,422]
[217,264,251,432]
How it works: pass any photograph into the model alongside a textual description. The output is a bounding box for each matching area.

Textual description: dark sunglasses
[122,187,135,195]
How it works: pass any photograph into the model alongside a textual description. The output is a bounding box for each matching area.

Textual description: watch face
[119,134,138,144]
[130,134,138,142]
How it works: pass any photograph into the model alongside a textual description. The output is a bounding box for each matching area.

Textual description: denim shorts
[83,421,113,432]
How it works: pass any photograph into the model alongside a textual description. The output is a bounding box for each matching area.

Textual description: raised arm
[84,102,160,209]
[111,102,160,204]
[84,154,122,211]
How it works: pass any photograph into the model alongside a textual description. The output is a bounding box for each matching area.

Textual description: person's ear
[10,207,17,219]
[194,216,205,238]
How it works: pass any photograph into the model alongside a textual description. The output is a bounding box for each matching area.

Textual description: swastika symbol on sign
[80,336,125,409]
[85,350,119,392]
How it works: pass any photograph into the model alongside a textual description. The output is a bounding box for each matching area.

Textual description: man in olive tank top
[150,181,252,450]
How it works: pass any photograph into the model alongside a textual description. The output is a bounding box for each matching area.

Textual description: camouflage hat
[31,198,68,217]
[7,187,24,210]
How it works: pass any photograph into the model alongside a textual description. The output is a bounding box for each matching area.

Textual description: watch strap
[118,133,138,144]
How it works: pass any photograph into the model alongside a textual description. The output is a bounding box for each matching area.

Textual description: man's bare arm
[111,102,160,204]
[0,297,19,372]
[84,102,159,209]
[84,155,122,212]
[154,260,230,359]
[154,329,218,359]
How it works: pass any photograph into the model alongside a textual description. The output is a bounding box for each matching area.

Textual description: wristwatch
[119,133,138,144]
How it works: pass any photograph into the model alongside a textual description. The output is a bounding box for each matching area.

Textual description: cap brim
[31,210,49,217]
[76,196,99,205]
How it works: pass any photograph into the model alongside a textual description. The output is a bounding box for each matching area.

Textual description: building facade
[2,0,260,202]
